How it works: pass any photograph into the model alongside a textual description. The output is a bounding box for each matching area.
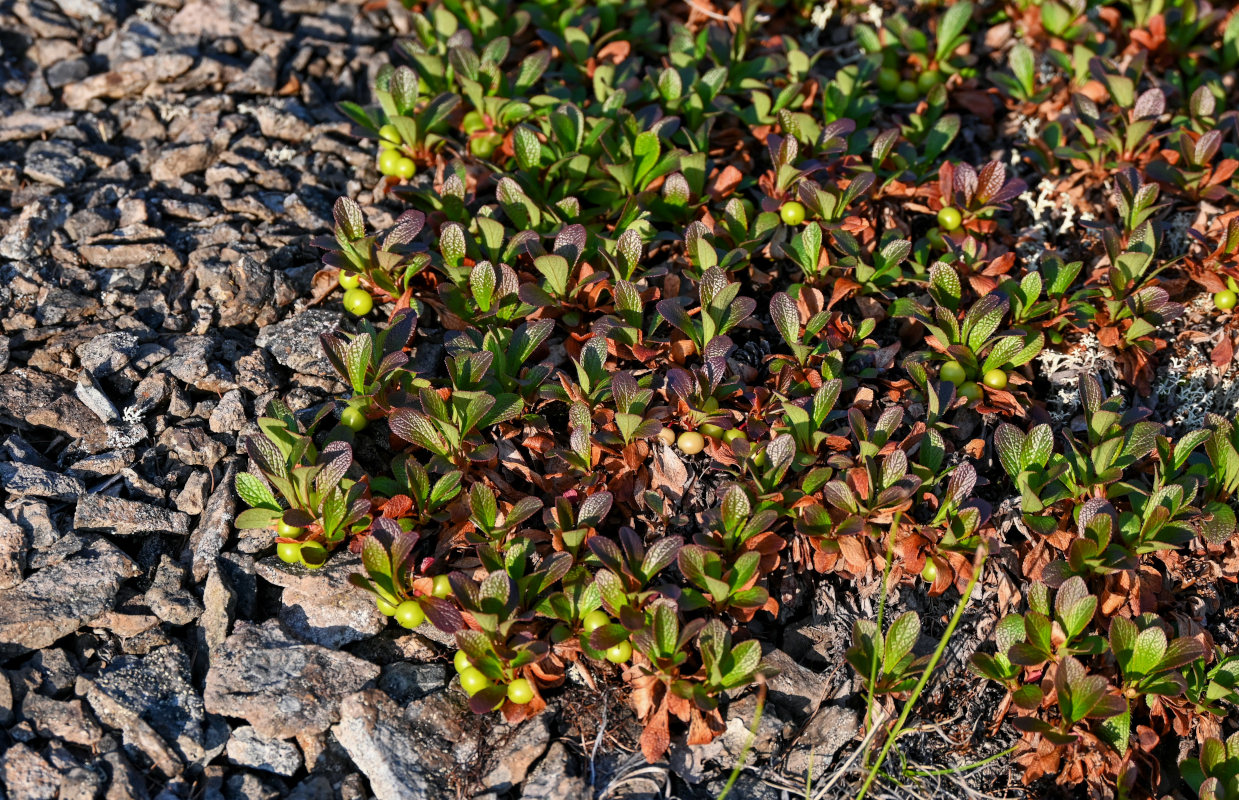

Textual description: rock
[783,705,860,780]
[0,196,68,260]
[0,670,13,725]
[254,552,386,648]
[46,57,90,88]
[519,742,589,800]
[187,462,236,582]
[0,369,110,451]
[98,749,149,800]
[197,254,276,328]
[62,53,195,109]
[77,332,141,377]
[761,648,828,719]
[0,536,139,657]
[163,335,235,392]
[76,371,120,422]
[86,645,206,777]
[0,109,75,142]
[159,426,227,468]
[29,647,78,695]
[0,743,60,800]
[74,494,190,536]
[332,689,455,800]
[23,139,87,187]
[204,620,380,740]
[482,715,551,793]
[0,463,85,502]
[208,389,246,433]
[669,693,784,783]
[0,510,29,589]
[378,663,447,705]
[79,241,183,271]
[68,450,135,479]
[200,563,236,655]
[144,556,202,626]
[226,726,303,776]
[168,0,259,37]
[22,693,105,746]
[255,309,342,379]
[152,144,212,183]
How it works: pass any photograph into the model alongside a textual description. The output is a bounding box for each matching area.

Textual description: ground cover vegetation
[232,0,1239,794]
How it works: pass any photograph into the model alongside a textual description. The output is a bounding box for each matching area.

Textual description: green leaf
[883,611,921,676]
[235,472,280,510]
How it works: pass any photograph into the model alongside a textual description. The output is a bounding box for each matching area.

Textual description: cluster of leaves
[233,0,1239,793]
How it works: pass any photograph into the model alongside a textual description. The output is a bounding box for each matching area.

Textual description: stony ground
[0,1,1031,799]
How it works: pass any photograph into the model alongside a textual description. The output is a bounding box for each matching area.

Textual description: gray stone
[0,743,59,800]
[669,693,784,783]
[332,689,455,800]
[46,58,89,88]
[378,663,447,705]
[8,498,63,549]
[175,470,210,515]
[144,556,202,626]
[0,109,74,142]
[77,332,141,377]
[226,726,303,776]
[255,309,342,379]
[29,647,78,695]
[152,144,212,183]
[86,645,206,777]
[62,53,194,109]
[0,369,110,451]
[208,389,247,433]
[98,748,149,800]
[519,742,589,800]
[0,536,139,657]
[67,450,135,479]
[482,715,551,793]
[197,254,276,328]
[159,426,227,468]
[76,372,120,423]
[0,196,67,260]
[0,511,28,589]
[22,693,104,746]
[762,648,828,719]
[188,462,236,582]
[204,620,380,740]
[783,705,859,780]
[24,139,87,188]
[74,494,190,536]
[254,552,386,648]
[0,669,16,725]
[200,563,235,654]
[163,336,236,393]
[0,463,85,502]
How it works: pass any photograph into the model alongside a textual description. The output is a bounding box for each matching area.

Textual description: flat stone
[255,552,386,648]
[783,705,860,780]
[79,241,183,270]
[76,372,120,423]
[208,389,246,433]
[0,196,68,260]
[23,139,86,188]
[0,369,110,451]
[0,512,27,589]
[377,663,447,705]
[227,726,303,776]
[144,556,202,626]
[74,493,190,536]
[151,144,212,183]
[0,463,84,502]
[519,742,589,800]
[0,743,59,800]
[77,331,141,377]
[482,715,551,793]
[62,53,195,110]
[0,109,75,143]
[761,648,828,719]
[332,689,455,800]
[200,562,235,655]
[86,645,206,777]
[255,309,341,379]
[187,462,235,582]
[174,470,209,515]
[22,694,104,747]
[204,620,380,740]
[0,536,138,657]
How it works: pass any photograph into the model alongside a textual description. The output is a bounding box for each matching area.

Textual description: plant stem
[717,684,767,800]
[856,546,988,800]
[863,511,901,766]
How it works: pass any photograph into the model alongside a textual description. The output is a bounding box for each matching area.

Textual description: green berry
[340,405,368,432]
[338,271,361,290]
[276,541,302,564]
[454,649,472,673]
[276,520,304,538]
[462,111,487,134]
[378,124,401,144]
[780,201,806,226]
[657,428,676,446]
[300,541,329,568]
[507,678,534,705]
[927,227,945,249]
[939,361,967,385]
[1214,290,1237,310]
[432,575,453,599]
[376,598,397,616]
[698,423,724,440]
[937,207,962,231]
[605,641,632,663]
[723,428,747,444]
[395,600,425,629]
[471,133,502,158]
[982,369,1009,390]
[877,68,901,92]
[921,559,939,582]
[896,80,919,102]
[459,667,490,696]
[343,288,374,317]
[378,148,402,176]
[582,610,610,633]
[958,382,982,402]
[677,431,705,455]
[394,157,415,181]
[917,70,941,93]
